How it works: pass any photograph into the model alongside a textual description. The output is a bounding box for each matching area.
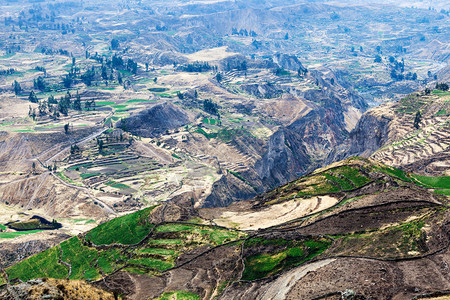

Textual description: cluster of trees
[13,80,21,95]
[27,92,96,120]
[231,28,257,37]
[0,68,15,76]
[40,47,71,56]
[62,53,136,88]
[33,76,46,91]
[374,56,419,81]
[203,99,219,116]
[111,39,120,50]
[178,62,214,73]
[155,24,168,31]
[224,60,247,72]
[4,6,78,35]
[35,66,46,74]
[436,82,449,91]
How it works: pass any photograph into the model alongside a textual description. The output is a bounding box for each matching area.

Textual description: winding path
[51,172,116,215]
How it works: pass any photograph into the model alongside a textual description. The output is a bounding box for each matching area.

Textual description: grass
[96,101,115,106]
[436,109,448,116]
[412,175,450,189]
[433,90,450,96]
[129,257,173,271]
[85,206,154,245]
[0,229,44,239]
[7,218,61,231]
[148,87,169,93]
[156,224,196,233]
[148,239,183,246]
[202,118,218,125]
[105,180,131,190]
[137,248,177,256]
[375,165,412,183]
[156,291,200,300]
[80,173,100,179]
[126,99,155,103]
[333,217,428,258]
[61,237,101,280]
[241,238,331,281]
[7,236,126,281]
[111,104,128,109]
[6,247,69,281]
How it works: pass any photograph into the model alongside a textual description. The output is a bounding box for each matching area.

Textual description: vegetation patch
[129,257,173,271]
[85,206,154,245]
[148,87,169,93]
[330,217,428,258]
[6,247,69,282]
[0,229,44,239]
[96,101,115,106]
[241,237,331,281]
[126,99,154,103]
[80,173,100,179]
[156,291,200,300]
[156,224,196,233]
[412,175,450,190]
[7,216,61,231]
[137,248,177,256]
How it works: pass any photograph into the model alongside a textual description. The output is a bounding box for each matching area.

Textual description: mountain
[2,157,449,299]
[334,88,450,177]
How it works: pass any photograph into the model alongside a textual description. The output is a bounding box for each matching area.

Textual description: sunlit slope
[3,157,450,299]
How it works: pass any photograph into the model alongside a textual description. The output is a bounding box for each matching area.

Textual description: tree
[34,76,46,91]
[374,55,382,63]
[48,94,57,104]
[436,82,449,91]
[203,99,219,115]
[13,80,21,95]
[64,123,69,134]
[73,93,82,111]
[62,74,73,88]
[28,91,38,103]
[111,38,120,50]
[413,111,421,129]
[215,73,223,83]
[97,139,104,153]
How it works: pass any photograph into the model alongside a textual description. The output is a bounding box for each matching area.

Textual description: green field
[126,99,155,103]
[0,229,44,239]
[156,291,200,300]
[241,238,331,281]
[85,207,154,245]
[413,175,450,189]
[7,247,69,281]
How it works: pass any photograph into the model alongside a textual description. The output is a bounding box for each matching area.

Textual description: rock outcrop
[118,102,190,138]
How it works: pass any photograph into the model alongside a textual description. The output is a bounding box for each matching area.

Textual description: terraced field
[369,91,450,173]
[5,157,449,299]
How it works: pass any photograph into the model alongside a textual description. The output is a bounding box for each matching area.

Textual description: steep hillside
[336,88,450,176]
[2,157,449,299]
